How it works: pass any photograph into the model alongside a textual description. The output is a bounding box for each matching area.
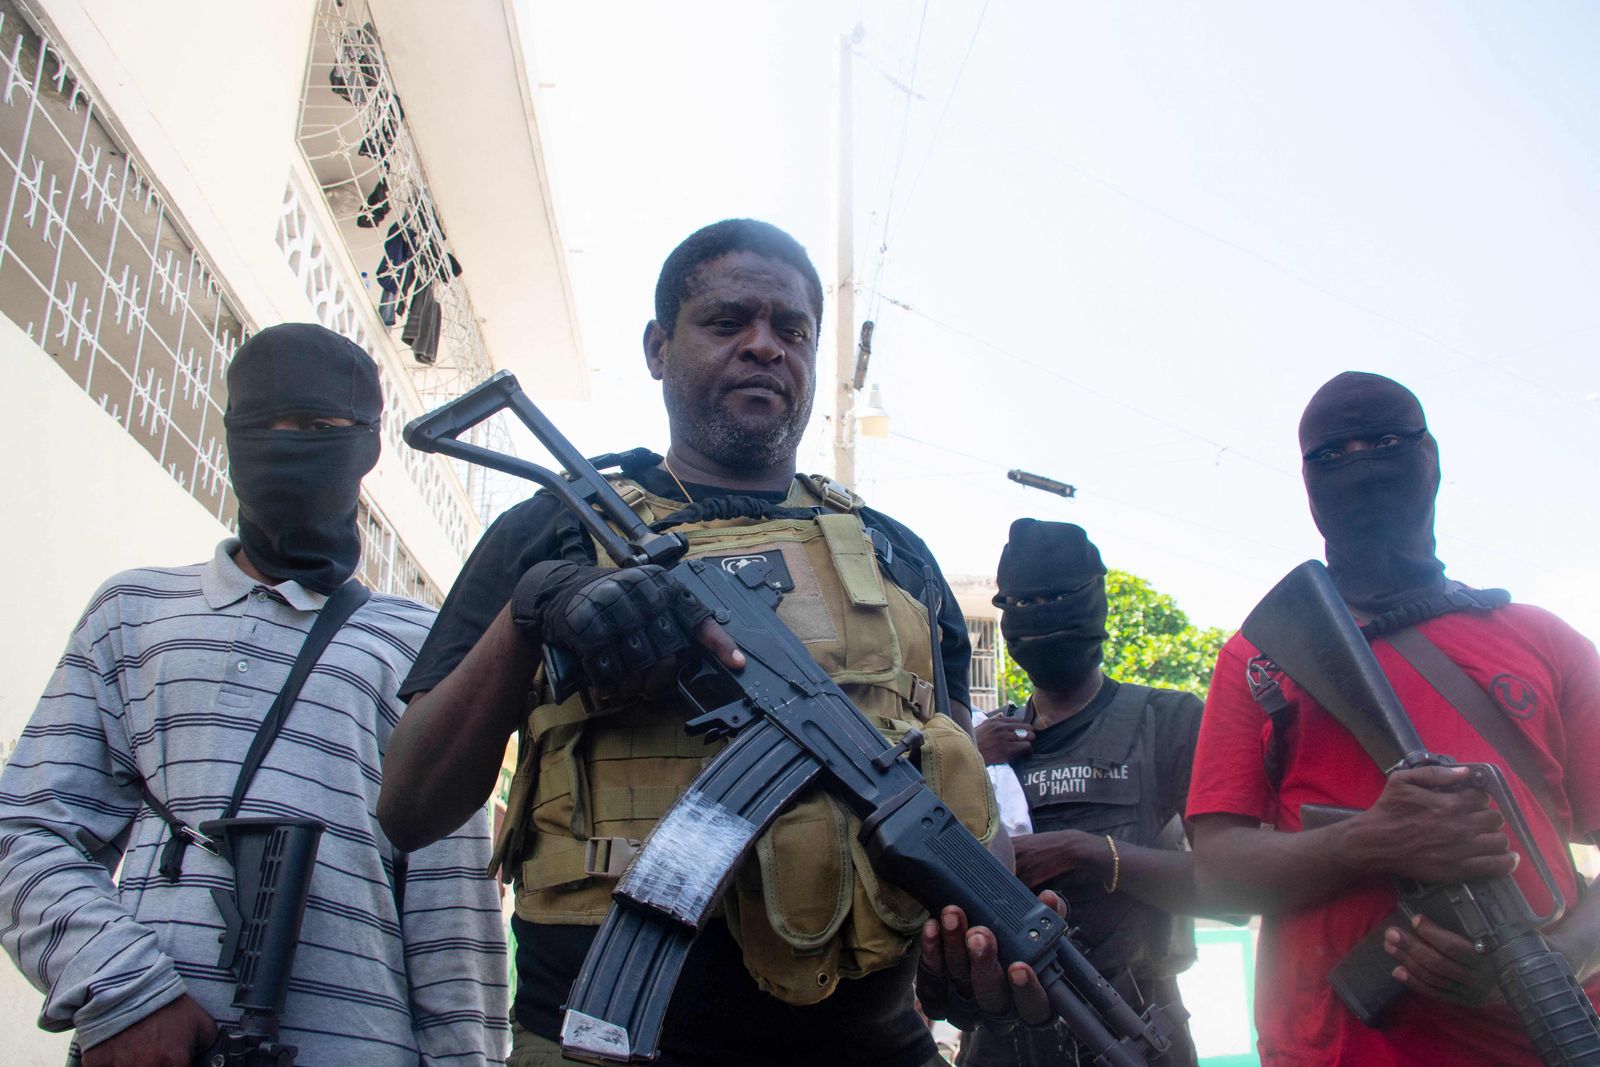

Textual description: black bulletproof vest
[1006,683,1196,978]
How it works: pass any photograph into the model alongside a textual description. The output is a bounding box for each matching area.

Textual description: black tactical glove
[511,560,714,691]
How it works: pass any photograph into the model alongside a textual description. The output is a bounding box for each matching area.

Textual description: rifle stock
[198,817,324,1067]
[406,374,1181,1067]
[1240,561,1423,771]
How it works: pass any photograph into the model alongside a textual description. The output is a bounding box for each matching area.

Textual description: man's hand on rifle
[511,560,744,692]
[82,993,217,1067]
[1341,765,1517,884]
[916,891,1068,1031]
[1384,912,1500,1006]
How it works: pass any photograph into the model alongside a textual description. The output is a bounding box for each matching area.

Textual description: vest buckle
[583,836,641,879]
[816,477,855,513]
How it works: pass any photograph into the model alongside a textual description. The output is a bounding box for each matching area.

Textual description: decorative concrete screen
[0,0,443,605]
[0,0,242,524]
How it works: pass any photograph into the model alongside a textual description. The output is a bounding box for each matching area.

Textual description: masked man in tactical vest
[959,519,1202,1066]
[1188,372,1600,1064]
[380,219,997,1067]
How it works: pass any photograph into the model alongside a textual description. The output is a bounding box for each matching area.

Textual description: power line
[889,300,1568,576]
[989,131,1600,417]
[874,0,932,259]
[885,429,1304,560]
[865,0,932,327]
[876,434,1278,586]
[887,0,991,249]
[875,295,1300,479]
[880,427,1554,580]
[1415,319,1600,384]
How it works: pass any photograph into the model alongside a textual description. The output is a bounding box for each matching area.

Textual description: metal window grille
[357,496,441,606]
[966,616,1001,711]
[291,0,527,528]
[295,0,489,400]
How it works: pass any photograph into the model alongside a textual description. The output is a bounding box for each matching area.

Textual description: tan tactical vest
[490,473,997,1005]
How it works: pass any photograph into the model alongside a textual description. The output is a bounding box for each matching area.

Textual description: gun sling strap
[1383,625,1595,871]
[139,580,371,880]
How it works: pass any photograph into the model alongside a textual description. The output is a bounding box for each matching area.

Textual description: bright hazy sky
[512,1,1600,637]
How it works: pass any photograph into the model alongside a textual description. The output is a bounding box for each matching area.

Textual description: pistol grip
[545,645,582,704]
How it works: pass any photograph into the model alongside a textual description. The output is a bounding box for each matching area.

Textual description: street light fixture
[857,383,891,439]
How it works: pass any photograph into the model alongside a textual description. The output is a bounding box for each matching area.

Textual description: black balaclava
[994,519,1109,693]
[224,323,382,594]
[1298,371,1446,613]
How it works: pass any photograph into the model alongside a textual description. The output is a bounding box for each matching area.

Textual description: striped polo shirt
[0,540,507,1064]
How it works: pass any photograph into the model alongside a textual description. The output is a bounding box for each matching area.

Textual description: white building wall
[37,0,321,328]
[1,312,229,742]
[3,312,230,1065]
[31,0,482,591]
[0,1,579,1058]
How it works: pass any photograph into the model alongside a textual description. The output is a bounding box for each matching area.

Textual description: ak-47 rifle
[404,371,1183,1067]
[196,817,324,1067]
[1242,560,1600,1065]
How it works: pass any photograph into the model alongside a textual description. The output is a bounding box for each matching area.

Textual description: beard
[664,371,814,474]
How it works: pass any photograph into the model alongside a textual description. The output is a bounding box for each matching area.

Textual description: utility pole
[832,32,856,488]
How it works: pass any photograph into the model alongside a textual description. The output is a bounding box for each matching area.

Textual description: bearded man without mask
[650,249,820,478]
[661,362,812,475]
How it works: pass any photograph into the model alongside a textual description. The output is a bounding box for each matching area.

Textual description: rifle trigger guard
[871,728,924,772]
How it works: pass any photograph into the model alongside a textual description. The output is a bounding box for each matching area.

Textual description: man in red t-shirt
[1189,371,1600,1066]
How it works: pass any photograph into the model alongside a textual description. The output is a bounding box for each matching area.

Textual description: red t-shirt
[1189,603,1600,1066]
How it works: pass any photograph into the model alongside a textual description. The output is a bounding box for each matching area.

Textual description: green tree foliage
[1000,569,1229,704]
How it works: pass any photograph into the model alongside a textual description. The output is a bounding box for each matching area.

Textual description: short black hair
[654,219,824,336]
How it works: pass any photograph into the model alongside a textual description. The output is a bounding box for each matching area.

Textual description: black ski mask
[224,323,382,595]
[1299,371,1445,613]
[994,519,1109,692]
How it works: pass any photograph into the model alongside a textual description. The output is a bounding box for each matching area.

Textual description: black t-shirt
[1017,676,1121,760]
[400,464,968,1065]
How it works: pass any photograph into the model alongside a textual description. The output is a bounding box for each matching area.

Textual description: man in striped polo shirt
[0,324,506,1066]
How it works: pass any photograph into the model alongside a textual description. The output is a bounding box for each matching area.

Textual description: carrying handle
[1464,762,1566,926]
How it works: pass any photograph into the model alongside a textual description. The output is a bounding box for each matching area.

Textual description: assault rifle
[404,371,1181,1067]
[1242,560,1600,1065]
[196,818,324,1067]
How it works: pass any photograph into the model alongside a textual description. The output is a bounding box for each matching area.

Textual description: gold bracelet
[1102,835,1120,894]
